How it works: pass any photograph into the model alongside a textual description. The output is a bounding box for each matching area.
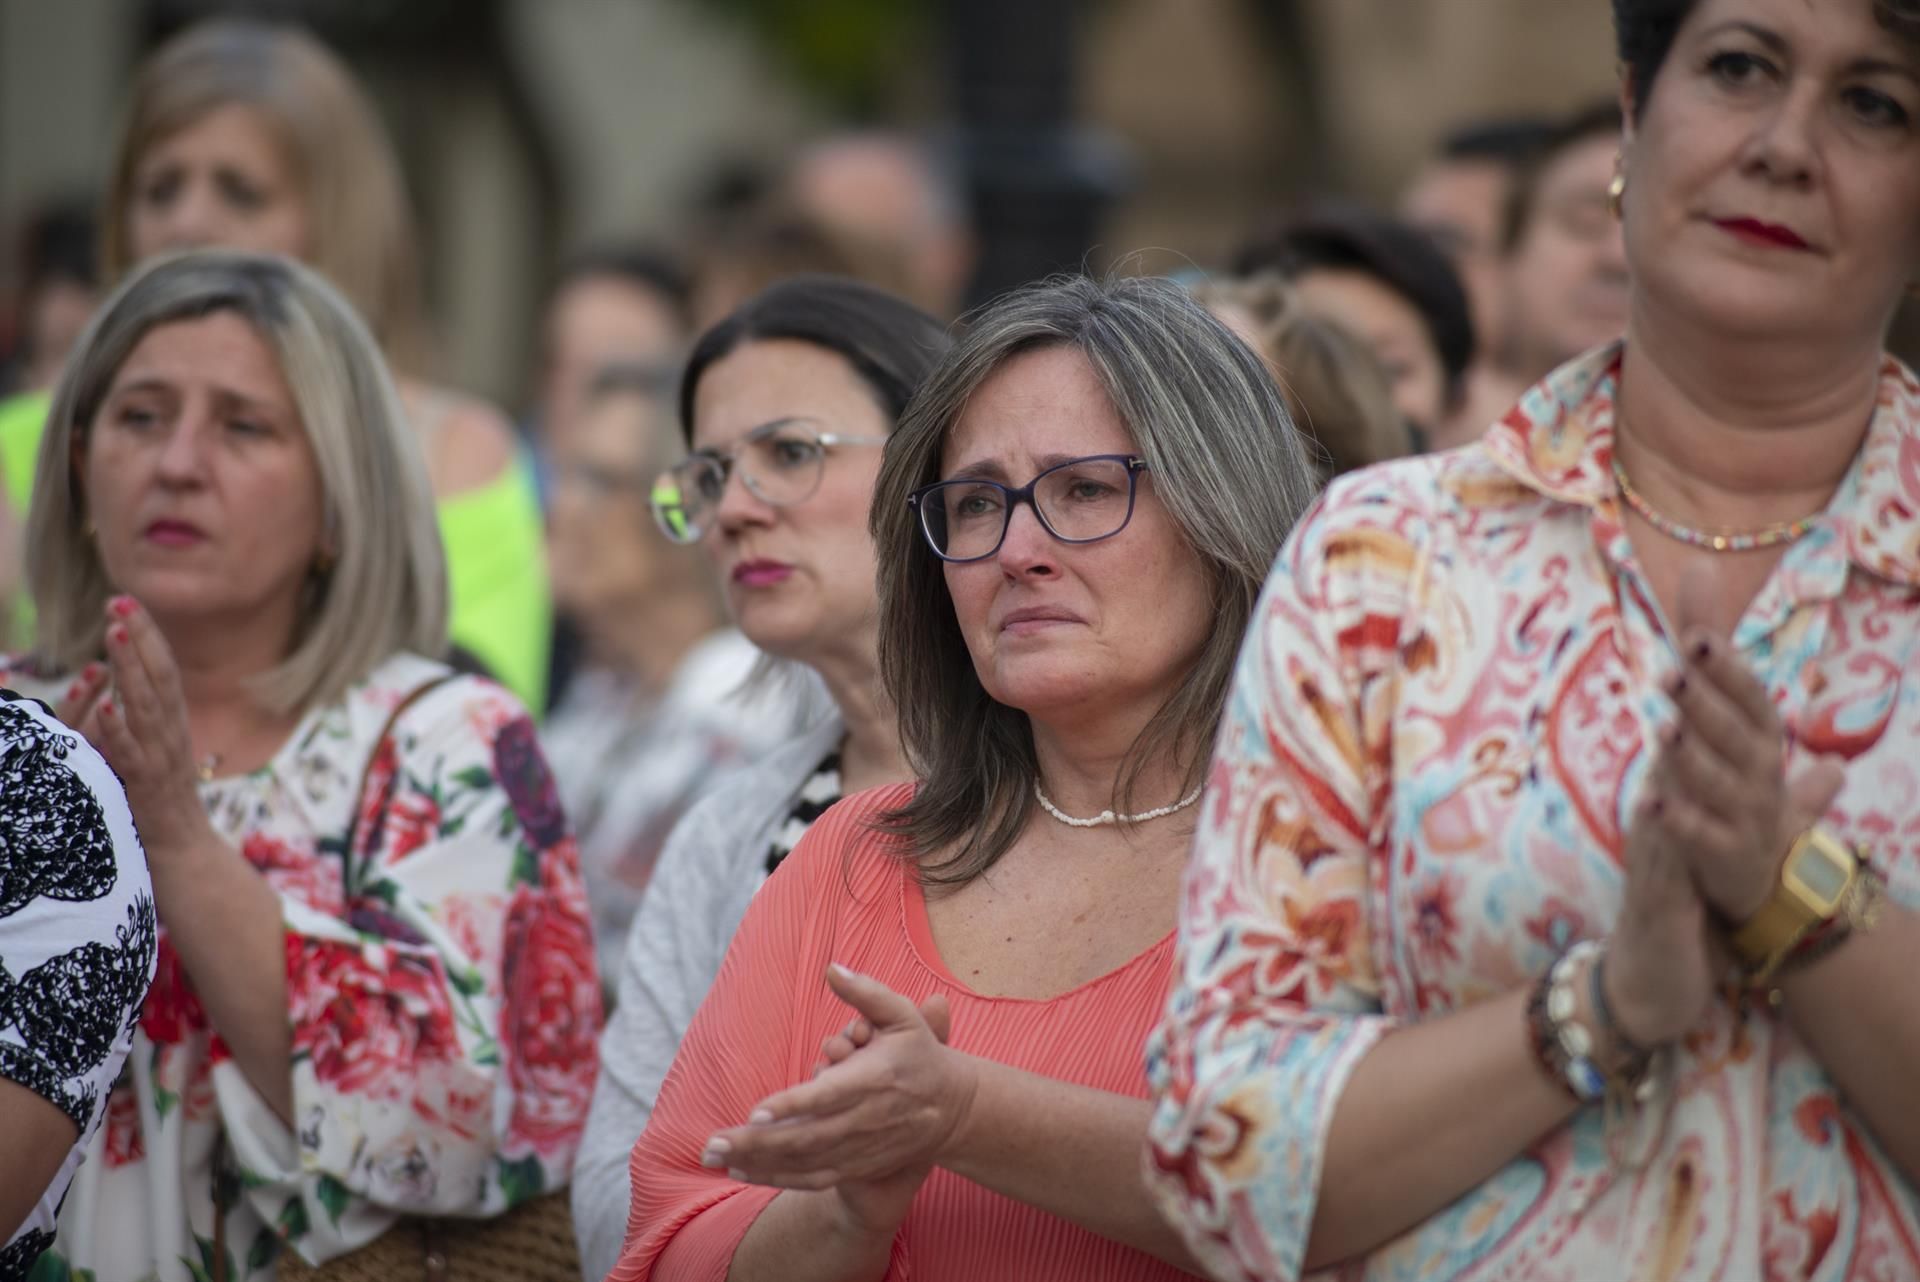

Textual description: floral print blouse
[1145,346,1920,1282]
[0,652,602,1281]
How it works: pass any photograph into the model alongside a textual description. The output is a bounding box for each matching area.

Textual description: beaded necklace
[1611,457,1819,553]
[1033,780,1203,829]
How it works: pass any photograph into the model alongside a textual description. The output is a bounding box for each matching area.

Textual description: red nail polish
[111,596,137,618]
[109,625,128,645]
[83,662,104,681]
[99,700,115,719]
[67,681,84,699]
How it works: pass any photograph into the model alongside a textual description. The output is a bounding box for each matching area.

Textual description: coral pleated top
[610,783,1188,1282]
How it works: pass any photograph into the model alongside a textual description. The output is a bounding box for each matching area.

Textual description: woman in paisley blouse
[1147,1,1920,1279]
[4,249,600,1280]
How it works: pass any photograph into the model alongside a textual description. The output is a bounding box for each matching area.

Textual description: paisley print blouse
[1145,346,1920,1282]
[0,652,602,1281]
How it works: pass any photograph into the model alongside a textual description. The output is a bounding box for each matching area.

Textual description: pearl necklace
[1611,458,1819,553]
[1033,780,1204,829]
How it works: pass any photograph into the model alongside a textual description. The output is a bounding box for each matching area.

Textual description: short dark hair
[1435,116,1556,169]
[678,274,950,444]
[1500,100,1623,252]
[1614,0,1920,119]
[551,244,690,323]
[1234,203,1476,402]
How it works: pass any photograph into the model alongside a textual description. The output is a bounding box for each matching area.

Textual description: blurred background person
[0,205,102,649]
[6,18,553,709]
[779,130,977,321]
[686,202,908,333]
[0,690,154,1279]
[530,244,691,495]
[1235,203,1477,451]
[1470,100,1632,431]
[1196,273,1410,478]
[574,275,945,1278]
[9,249,599,1279]
[1399,116,1554,379]
[3,203,102,398]
[542,358,810,988]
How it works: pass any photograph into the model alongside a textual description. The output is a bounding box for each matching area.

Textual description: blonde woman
[4,249,600,1280]
[0,18,551,706]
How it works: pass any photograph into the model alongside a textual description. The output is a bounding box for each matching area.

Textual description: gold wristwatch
[1729,828,1860,975]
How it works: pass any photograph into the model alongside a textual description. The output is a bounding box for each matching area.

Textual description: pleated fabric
[610,783,1187,1282]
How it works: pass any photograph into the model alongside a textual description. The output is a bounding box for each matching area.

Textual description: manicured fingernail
[748,1108,773,1126]
[68,681,85,699]
[829,962,861,982]
[700,1139,731,1167]
[83,662,104,681]
[99,700,116,719]
[109,625,128,645]
[1692,639,1711,661]
[111,596,137,618]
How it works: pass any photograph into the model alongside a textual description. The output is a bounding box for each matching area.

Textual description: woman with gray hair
[3,250,600,1280]
[611,274,1318,1282]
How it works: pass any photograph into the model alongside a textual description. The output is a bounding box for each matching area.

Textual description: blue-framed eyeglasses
[906,454,1149,563]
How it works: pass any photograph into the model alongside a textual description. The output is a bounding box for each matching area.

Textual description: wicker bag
[271,1196,582,1282]
[216,675,585,1282]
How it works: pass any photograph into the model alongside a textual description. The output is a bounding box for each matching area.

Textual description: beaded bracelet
[1526,940,1608,1102]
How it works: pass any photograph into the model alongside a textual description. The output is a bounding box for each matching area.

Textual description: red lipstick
[1714,217,1810,251]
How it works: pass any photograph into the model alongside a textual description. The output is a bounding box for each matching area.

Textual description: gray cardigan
[571,714,846,1280]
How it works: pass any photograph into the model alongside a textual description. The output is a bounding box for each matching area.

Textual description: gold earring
[1608,166,1628,222]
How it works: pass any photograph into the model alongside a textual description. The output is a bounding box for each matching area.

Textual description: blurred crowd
[3,3,1918,1281]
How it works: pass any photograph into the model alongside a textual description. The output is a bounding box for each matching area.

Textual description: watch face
[1790,844,1850,904]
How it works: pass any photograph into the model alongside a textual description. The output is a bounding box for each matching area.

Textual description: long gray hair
[871,274,1321,887]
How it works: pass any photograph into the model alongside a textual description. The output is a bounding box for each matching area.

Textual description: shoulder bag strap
[342,674,459,861]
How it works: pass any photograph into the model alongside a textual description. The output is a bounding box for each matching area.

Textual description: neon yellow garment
[0,390,50,646]
[437,457,552,711]
[0,388,549,710]
[0,389,48,512]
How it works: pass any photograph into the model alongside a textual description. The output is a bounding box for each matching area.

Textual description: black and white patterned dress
[764,752,844,876]
[0,690,156,1282]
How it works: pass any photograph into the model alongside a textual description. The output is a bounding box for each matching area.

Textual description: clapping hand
[63,596,215,862]
[1653,622,1844,925]
[703,965,968,1235]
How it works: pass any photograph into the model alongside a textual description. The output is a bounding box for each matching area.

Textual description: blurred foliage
[693,0,936,115]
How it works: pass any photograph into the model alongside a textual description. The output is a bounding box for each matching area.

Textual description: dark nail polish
[1692,639,1711,661]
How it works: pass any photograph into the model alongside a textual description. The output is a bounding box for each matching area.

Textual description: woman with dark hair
[608,274,1318,1282]
[1237,204,1477,449]
[1148,1,1920,1278]
[571,276,946,1277]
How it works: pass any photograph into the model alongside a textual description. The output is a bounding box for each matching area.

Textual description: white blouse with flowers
[0,652,602,1282]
